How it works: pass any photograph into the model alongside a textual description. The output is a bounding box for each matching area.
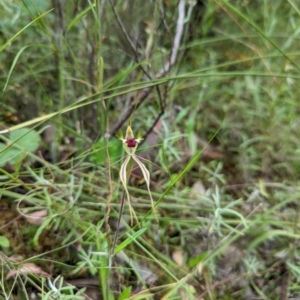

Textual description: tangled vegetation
[1,1,300,299]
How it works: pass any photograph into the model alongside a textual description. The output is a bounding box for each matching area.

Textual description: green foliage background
[1,0,300,299]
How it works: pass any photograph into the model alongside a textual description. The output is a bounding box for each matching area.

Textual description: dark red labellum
[126,139,137,148]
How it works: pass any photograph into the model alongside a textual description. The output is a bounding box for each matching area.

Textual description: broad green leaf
[0,236,10,248]
[90,138,122,165]
[0,128,40,166]
[0,143,23,167]
[10,127,40,152]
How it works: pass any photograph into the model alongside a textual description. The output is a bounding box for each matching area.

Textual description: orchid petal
[120,155,131,188]
[119,156,133,222]
[132,155,157,220]
[119,155,139,225]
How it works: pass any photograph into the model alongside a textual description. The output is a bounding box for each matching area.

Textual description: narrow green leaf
[33,217,52,246]
[140,127,221,222]
[114,228,147,254]
[118,286,132,300]
[248,230,300,250]
[67,4,95,32]
[218,0,300,71]
[221,208,248,228]
[188,251,207,268]
[0,9,54,52]
[3,46,29,91]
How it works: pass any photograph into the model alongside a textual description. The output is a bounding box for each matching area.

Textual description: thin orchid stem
[111,191,125,257]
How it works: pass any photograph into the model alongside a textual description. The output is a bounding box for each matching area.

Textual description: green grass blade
[218,0,300,71]
[114,228,147,254]
[141,126,221,223]
[4,46,29,91]
[66,4,95,32]
[0,9,54,52]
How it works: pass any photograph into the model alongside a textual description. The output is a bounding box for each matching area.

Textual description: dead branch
[108,0,186,137]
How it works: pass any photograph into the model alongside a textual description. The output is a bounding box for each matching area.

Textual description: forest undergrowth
[0,1,300,299]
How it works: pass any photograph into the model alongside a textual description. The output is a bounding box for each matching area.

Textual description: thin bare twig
[108,190,125,300]
[111,191,125,257]
[108,0,165,131]
[157,0,186,77]
[108,0,137,52]
[280,262,288,300]
[140,110,164,147]
[109,0,186,137]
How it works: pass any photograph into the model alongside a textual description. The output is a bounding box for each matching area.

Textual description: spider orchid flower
[119,125,143,156]
[118,124,157,223]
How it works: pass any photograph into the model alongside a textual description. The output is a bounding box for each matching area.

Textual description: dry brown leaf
[6,262,51,280]
[8,255,24,263]
[191,180,206,196]
[26,209,48,226]
[172,250,184,266]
